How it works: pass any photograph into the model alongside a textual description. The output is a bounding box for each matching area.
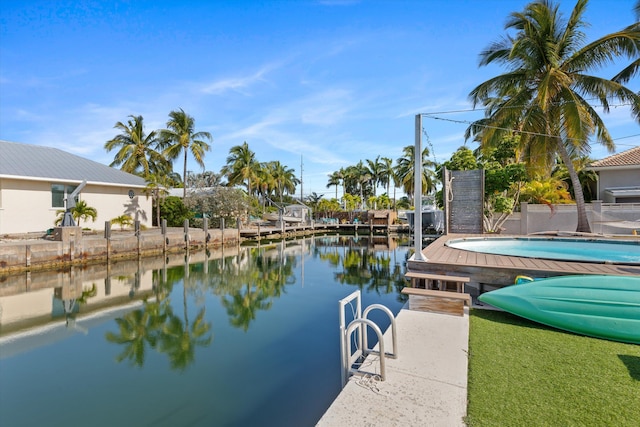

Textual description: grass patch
[466,309,640,426]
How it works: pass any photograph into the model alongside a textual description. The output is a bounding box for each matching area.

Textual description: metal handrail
[338,290,398,388]
[363,304,398,359]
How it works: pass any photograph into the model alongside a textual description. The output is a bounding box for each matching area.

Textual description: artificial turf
[466,309,640,426]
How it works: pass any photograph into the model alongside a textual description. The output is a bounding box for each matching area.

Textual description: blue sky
[1,0,638,199]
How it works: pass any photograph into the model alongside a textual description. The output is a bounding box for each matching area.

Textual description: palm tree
[255,163,276,206]
[221,141,260,196]
[327,171,342,200]
[74,200,98,227]
[552,153,598,202]
[144,173,171,226]
[395,145,437,204]
[467,0,640,232]
[306,192,324,213]
[379,156,394,197]
[342,162,371,209]
[160,109,212,198]
[105,115,167,177]
[110,214,133,231]
[55,199,98,227]
[269,160,300,204]
[365,156,383,197]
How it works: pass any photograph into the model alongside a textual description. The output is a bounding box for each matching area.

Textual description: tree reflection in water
[105,236,408,370]
[206,243,298,331]
[316,235,409,300]
[106,266,213,370]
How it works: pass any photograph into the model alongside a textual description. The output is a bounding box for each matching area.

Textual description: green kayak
[478,275,640,344]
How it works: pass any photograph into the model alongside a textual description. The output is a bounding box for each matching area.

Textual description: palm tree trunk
[183,151,188,199]
[557,140,591,233]
[155,189,161,227]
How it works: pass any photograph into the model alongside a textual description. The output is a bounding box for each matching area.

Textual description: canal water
[0,234,411,426]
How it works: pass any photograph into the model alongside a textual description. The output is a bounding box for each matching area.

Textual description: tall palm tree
[365,156,383,197]
[552,153,598,202]
[395,145,437,204]
[104,115,167,177]
[221,141,260,196]
[327,171,342,200]
[379,156,395,199]
[268,160,300,204]
[160,109,212,198]
[255,163,276,206]
[344,161,372,209]
[144,173,172,226]
[467,0,640,232]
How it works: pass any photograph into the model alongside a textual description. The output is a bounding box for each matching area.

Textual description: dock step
[404,271,470,293]
[401,287,472,316]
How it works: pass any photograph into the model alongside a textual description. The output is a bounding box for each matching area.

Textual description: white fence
[499,201,640,236]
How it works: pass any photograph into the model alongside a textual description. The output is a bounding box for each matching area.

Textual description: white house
[588,145,640,203]
[0,140,152,234]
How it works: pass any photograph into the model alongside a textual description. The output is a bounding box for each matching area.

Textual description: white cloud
[200,65,276,95]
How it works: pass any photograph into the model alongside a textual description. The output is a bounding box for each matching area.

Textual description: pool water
[0,235,410,427]
[446,237,640,264]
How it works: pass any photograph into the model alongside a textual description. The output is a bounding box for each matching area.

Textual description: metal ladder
[338,290,398,388]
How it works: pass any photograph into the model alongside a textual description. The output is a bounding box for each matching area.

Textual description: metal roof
[0,140,146,187]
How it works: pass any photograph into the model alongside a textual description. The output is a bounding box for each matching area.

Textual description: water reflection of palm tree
[106,268,213,371]
[326,241,406,297]
[105,302,166,367]
[218,250,297,331]
[159,265,213,371]
[159,307,212,371]
[221,285,272,331]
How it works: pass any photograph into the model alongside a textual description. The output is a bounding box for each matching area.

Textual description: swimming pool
[445,237,640,264]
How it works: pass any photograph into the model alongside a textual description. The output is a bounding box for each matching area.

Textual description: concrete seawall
[0,227,240,274]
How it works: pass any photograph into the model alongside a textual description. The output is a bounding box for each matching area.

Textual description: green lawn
[466,309,640,426]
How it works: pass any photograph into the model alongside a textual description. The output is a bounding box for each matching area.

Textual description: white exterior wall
[80,183,152,229]
[0,178,152,234]
[0,178,58,234]
[597,168,640,201]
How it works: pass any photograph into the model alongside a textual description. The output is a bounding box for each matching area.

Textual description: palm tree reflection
[211,245,297,331]
[317,236,408,301]
[106,268,213,371]
[105,236,407,368]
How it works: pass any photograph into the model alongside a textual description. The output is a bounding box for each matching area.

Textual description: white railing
[338,290,398,388]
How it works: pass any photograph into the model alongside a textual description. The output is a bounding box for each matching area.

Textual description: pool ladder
[338,290,398,388]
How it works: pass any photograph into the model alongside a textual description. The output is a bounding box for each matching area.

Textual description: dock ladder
[338,290,398,388]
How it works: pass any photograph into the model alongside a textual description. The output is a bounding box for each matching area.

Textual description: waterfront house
[0,140,152,235]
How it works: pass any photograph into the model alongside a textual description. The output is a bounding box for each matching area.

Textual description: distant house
[588,145,640,203]
[0,140,152,234]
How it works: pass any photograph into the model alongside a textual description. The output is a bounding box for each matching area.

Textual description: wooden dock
[407,234,640,293]
[239,222,409,239]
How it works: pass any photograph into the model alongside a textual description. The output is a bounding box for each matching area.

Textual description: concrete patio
[317,305,469,426]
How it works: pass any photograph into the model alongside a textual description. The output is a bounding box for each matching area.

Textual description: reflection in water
[0,235,410,427]
[103,236,408,368]
[317,235,409,298]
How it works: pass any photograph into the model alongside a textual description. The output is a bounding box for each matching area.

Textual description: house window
[51,184,78,208]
